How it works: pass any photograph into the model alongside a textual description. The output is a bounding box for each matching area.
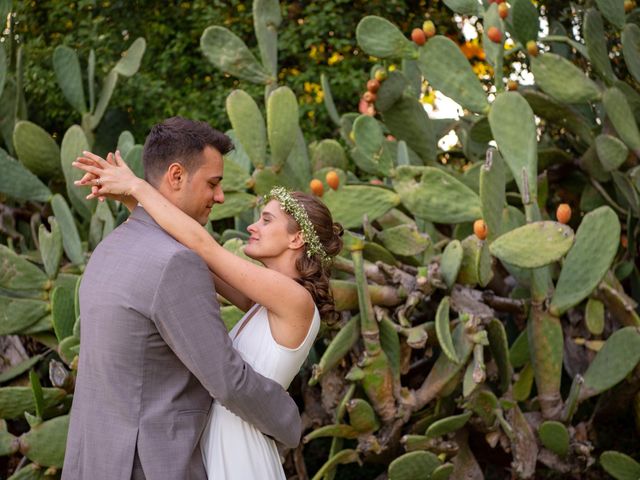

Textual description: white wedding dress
[201,303,320,479]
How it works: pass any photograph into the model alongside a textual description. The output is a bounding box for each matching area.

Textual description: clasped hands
[73,150,140,203]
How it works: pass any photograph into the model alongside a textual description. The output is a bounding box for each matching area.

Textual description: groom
[62,117,301,480]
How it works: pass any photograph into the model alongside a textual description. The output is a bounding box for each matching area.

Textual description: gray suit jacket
[62,207,301,480]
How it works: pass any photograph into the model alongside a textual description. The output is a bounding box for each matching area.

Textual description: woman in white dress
[72,151,343,479]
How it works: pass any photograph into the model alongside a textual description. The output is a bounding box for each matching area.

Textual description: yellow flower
[472,62,493,78]
[316,90,324,103]
[289,68,301,76]
[307,110,315,118]
[237,4,245,11]
[304,82,313,93]
[422,90,436,105]
[388,64,397,71]
[327,52,344,66]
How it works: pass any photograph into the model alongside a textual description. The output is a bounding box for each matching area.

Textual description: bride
[73,150,343,479]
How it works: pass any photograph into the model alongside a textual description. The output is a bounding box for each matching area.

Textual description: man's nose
[214,187,224,204]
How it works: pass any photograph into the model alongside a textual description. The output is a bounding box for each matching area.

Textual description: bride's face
[244,200,301,261]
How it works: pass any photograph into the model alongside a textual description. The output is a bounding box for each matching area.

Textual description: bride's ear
[289,230,305,251]
[167,163,185,189]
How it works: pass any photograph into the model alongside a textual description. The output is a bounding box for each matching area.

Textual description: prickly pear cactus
[2,0,640,478]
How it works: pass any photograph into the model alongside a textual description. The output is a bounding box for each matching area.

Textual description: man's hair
[142,117,234,186]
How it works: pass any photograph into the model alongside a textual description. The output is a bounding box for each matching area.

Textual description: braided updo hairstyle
[285,192,343,324]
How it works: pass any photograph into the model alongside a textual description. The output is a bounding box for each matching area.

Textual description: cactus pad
[489,221,574,268]
[579,327,640,400]
[531,53,601,104]
[440,240,463,288]
[538,420,569,457]
[392,166,482,223]
[356,16,417,59]
[226,89,267,168]
[201,26,271,84]
[388,451,441,480]
[550,206,620,315]
[425,411,472,438]
[600,451,640,480]
[0,149,52,202]
[12,121,61,179]
[322,185,400,229]
[418,36,489,114]
[267,86,299,167]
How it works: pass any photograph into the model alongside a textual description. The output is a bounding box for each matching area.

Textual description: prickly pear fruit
[487,27,502,43]
[374,68,388,82]
[556,204,571,224]
[411,28,427,46]
[527,40,539,56]
[326,171,340,190]
[473,219,488,240]
[363,91,377,103]
[367,79,380,93]
[423,20,436,38]
[310,179,324,197]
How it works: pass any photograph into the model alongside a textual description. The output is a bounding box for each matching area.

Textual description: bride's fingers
[115,150,125,166]
[82,150,108,164]
[75,157,104,169]
[72,162,103,176]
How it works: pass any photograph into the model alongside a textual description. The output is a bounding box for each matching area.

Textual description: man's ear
[289,230,305,251]
[166,163,186,190]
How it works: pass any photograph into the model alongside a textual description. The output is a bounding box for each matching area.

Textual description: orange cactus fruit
[358,97,370,114]
[326,171,340,190]
[310,179,324,197]
[556,203,571,224]
[498,3,509,18]
[507,80,518,91]
[367,79,380,93]
[422,20,436,38]
[374,68,388,82]
[474,219,488,240]
[625,0,636,12]
[363,91,377,103]
[526,40,539,57]
[411,28,427,46]
[487,26,502,43]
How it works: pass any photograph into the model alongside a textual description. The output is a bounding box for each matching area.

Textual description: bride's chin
[242,245,257,259]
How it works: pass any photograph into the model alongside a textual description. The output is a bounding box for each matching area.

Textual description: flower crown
[265,186,331,264]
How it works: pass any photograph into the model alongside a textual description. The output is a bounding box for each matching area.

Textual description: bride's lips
[248,237,258,243]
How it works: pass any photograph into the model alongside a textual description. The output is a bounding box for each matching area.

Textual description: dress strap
[232,304,262,341]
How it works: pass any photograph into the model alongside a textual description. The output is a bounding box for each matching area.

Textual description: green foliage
[2,1,640,479]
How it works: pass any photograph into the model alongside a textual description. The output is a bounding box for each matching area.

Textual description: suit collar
[129,206,162,229]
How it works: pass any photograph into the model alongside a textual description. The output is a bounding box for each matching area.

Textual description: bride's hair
[286,192,343,325]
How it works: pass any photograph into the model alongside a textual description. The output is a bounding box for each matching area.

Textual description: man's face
[177,146,225,225]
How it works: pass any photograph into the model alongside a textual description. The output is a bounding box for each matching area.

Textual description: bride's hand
[73,150,143,200]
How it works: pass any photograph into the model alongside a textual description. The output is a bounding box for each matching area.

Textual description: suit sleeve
[149,248,302,447]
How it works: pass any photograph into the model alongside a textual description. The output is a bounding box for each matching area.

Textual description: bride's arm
[128,180,312,318]
[74,152,312,320]
[211,272,254,312]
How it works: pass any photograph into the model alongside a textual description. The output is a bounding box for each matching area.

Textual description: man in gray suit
[62,117,301,479]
